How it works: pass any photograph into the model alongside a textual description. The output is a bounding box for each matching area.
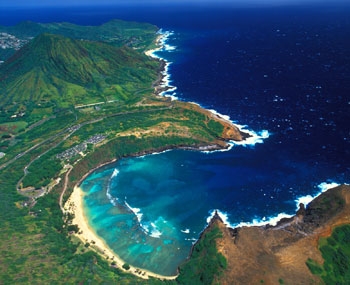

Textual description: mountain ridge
[0,32,160,108]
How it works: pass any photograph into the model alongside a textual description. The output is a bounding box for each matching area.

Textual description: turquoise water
[80,146,347,275]
[74,3,350,276]
[81,155,197,276]
[1,1,349,278]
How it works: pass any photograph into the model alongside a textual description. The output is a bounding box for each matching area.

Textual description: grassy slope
[176,225,227,285]
[0,19,158,61]
[0,33,159,108]
[306,225,350,284]
[0,21,166,283]
[20,100,228,188]
[0,19,241,283]
[0,101,230,283]
[3,19,347,285]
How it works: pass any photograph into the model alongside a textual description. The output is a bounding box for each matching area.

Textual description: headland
[201,184,350,284]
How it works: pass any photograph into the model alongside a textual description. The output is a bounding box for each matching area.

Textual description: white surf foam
[147,30,175,59]
[206,209,234,227]
[185,237,198,244]
[148,218,167,238]
[206,181,344,231]
[141,220,163,238]
[147,30,178,100]
[294,181,341,209]
[125,201,143,224]
[106,188,117,206]
[236,212,294,227]
[124,202,164,238]
[200,127,270,154]
[207,209,293,229]
[207,108,231,121]
[159,61,178,100]
[146,30,175,59]
[207,108,270,146]
[150,227,162,238]
[106,168,119,206]
[231,125,270,147]
[196,105,270,148]
[164,44,176,51]
[151,30,270,145]
[111,168,119,178]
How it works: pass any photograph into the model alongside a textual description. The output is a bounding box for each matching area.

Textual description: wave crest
[207,181,343,231]
[106,168,119,206]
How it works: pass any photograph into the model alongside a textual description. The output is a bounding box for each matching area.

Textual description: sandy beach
[62,31,181,281]
[145,33,163,58]
[64,185,178,280]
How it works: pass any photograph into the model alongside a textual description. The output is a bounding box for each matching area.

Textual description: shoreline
[207,181,345,231]
[147,31,264,145]
[62,143,233,279]
[62,31,184,280]
[64,185,178,280]
[61,29,267,279]
[146,30,178,100]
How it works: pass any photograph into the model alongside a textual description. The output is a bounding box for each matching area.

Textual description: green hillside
[0,19,159,61]
[0,19,247,284]
[0,33,160,111]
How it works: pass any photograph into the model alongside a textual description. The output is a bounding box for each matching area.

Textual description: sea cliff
[196,184,350,284]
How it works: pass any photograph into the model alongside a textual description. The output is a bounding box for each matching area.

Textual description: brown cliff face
[220,121,249,141]
[174,100,251,142]
[204,185,350,285]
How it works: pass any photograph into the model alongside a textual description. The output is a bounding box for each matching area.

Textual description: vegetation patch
[306,224,350,284]
[176,225,227,285]
[0,19,243,284]
[0,121,27,135]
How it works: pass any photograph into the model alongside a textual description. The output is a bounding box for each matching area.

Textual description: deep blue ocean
[2,3,349,276]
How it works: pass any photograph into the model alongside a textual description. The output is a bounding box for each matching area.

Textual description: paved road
[3,105,173,199]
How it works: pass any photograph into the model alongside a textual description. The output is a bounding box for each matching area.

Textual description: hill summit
[0,33,160,109]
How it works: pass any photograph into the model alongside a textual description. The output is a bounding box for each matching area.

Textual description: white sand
[63,32,180,281]
[64,185,177,280]
[144,34,163,58]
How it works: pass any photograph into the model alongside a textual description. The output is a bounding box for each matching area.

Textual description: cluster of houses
[56,134,106,160]
[0,32,28,51]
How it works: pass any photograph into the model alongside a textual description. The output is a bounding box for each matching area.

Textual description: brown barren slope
[206,185,350,284]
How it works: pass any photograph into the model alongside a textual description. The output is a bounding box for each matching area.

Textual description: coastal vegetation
[0,19,243,284]
[0,159,139,283]
[306,225,350,284]
[177,225,227,285]
[0,18,349,285]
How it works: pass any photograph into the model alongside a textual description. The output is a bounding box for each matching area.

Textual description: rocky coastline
[198,184,350,284]
[63,39,349,282]
[63,30,257,280]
